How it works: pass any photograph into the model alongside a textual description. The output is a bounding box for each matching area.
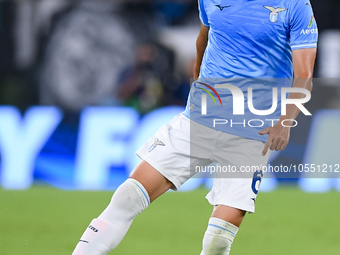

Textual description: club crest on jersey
[148,138,165,153]
[264,6,287,23]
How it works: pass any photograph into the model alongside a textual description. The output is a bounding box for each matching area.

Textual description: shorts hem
[206,196,255,213]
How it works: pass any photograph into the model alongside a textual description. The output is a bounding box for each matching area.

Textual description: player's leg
[72,160,173,255]
[211,205,246,227]
[199,132,271,255]
[200,205,245,255]
[129,160,174,202]
[73,113,196,255]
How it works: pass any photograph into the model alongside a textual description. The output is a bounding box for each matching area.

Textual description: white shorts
[137,113,270,213]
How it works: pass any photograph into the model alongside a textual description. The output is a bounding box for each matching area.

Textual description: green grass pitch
[1,186,339,254]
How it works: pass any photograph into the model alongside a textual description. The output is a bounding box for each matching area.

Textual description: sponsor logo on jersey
[300,28,318,35]
[264,6,287,23]
[215,4,231,11]
[148,138,165,153]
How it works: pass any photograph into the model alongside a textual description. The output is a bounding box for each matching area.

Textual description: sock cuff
[127,178,150,208]
[207,217,239,239]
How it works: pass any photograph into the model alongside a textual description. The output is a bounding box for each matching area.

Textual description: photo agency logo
[197,81,312,128]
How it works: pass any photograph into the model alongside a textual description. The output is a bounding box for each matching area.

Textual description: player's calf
[72,178,150,255]
[200,217,239,255]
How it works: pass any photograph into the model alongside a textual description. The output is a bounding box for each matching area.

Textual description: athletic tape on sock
[207,217,239,240]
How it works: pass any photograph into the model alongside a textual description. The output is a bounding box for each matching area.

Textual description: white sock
[200,217,239,255]
[72,178,150,255]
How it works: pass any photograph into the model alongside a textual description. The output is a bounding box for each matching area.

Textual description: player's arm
[280,48,316,123]
[259,48,317,156]
[194,23,209,80]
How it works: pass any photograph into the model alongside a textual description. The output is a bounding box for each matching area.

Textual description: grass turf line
[0,186,339,254]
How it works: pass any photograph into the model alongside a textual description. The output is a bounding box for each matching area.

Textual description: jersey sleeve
[198,0,210,27]
[289,0,318,50]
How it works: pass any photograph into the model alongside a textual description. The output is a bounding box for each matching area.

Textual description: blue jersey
[184,0,318,142]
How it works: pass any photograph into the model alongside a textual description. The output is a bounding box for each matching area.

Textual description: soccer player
[73,0,317,254]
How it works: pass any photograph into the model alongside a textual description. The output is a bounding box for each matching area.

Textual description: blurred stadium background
[0,0,339,254]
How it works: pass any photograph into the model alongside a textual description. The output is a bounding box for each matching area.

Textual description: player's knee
[103,178,150,220]
[201,218,239,255]
[202,232,231,255]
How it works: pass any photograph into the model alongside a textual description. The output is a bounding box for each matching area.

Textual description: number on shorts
[251,170,263,195]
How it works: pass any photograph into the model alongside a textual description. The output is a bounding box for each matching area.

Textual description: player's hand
[258,123,291,156]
